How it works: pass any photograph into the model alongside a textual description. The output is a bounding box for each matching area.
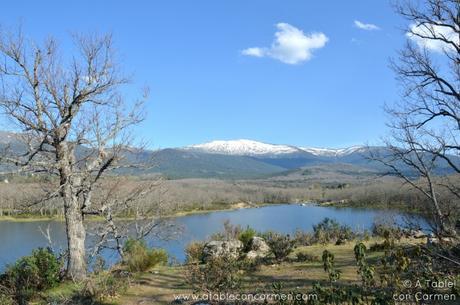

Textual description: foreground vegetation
[1,219,458,305]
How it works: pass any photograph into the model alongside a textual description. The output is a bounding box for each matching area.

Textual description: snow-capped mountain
[300,146,366,157]
[185,139,366,158]
[0,132,454,179]
[185,139,302,156]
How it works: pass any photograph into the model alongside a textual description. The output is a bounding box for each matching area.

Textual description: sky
[1,0,412,149]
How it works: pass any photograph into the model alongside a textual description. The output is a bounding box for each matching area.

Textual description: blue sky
[1,0,408,149]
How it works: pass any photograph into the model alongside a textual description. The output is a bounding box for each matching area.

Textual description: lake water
[0,204,421,271]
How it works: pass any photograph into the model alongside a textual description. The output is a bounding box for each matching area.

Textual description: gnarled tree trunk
[57,140,87,280]
[63,193,87,280]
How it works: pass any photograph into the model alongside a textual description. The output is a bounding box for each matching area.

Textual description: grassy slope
[113,238,414,305]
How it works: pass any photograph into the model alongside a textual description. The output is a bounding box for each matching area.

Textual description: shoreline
[0,200,419,223]
[0,201,281,222]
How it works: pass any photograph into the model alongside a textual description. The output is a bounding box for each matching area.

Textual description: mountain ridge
[0,133,455,179]
[184,139,366,157]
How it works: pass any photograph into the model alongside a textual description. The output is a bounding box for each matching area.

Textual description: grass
[34,237,428,305]
[35,281,83,303]
[34,239,381,305]
[111,238,413,305]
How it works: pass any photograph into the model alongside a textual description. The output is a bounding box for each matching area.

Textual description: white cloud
[354,20,380,31]
[241,47,264,57]
[407,23,459,53]
[241,23,328,65]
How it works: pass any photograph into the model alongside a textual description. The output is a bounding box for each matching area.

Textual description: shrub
[296,251,319,263]
[80,270,129,302]
[0,247,61,304]
[0,291,14,305]
[185,254,241,293]
[238,226,257,252]
[359,230,372,242]
[185,241,205,264]
[371,222,403,239]
[92,256,106,275]
[313,218,354,244]
[293,229,314,246]
[322,250,341,283]
[239,257,264,272]
[123,239,168,272]
[6,247,61,290]
[369,242,386,252]
[354,243,375,288]
[265,232,296,262]
[60,270,131,304]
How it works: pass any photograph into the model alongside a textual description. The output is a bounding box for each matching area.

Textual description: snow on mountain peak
[184,139,366,157]
[300,145,366,157]
[185,139,300,156]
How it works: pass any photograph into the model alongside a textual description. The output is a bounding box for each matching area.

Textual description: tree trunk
[57,140,87,280]
[64,191,87,280]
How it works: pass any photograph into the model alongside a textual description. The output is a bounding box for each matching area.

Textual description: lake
[0,204,422,271]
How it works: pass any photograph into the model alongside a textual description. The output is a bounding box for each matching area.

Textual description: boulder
[202,240,243,262]
[407,229,426,239]
[246,236,270,260]
[427,236,456,245]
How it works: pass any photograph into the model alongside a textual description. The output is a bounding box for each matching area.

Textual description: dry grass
[114,238,421,305]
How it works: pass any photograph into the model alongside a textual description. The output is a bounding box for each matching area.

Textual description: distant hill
[0,135,457,179]
[128,148,287,179]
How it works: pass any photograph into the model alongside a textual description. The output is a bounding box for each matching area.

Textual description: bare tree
[0,29,147,280]
[86,177,179,261]
[372,0,459,237]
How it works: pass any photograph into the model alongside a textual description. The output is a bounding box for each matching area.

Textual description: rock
[427,236,455,245]
[112,269,131,278]
[250,236,270,252]
[335,238,347,245]
[407,229,426,239]
[202,240,243,262]
[246,236,270,260]
[427,237,438,245]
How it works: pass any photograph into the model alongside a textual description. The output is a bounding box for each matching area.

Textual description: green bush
[0,247,61,304]
[123,239,168,272]
[149,249,168,266]
[238,226,257,252]
[7,247,61,290]
[322,250,341,283]
[265,232,296,261]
